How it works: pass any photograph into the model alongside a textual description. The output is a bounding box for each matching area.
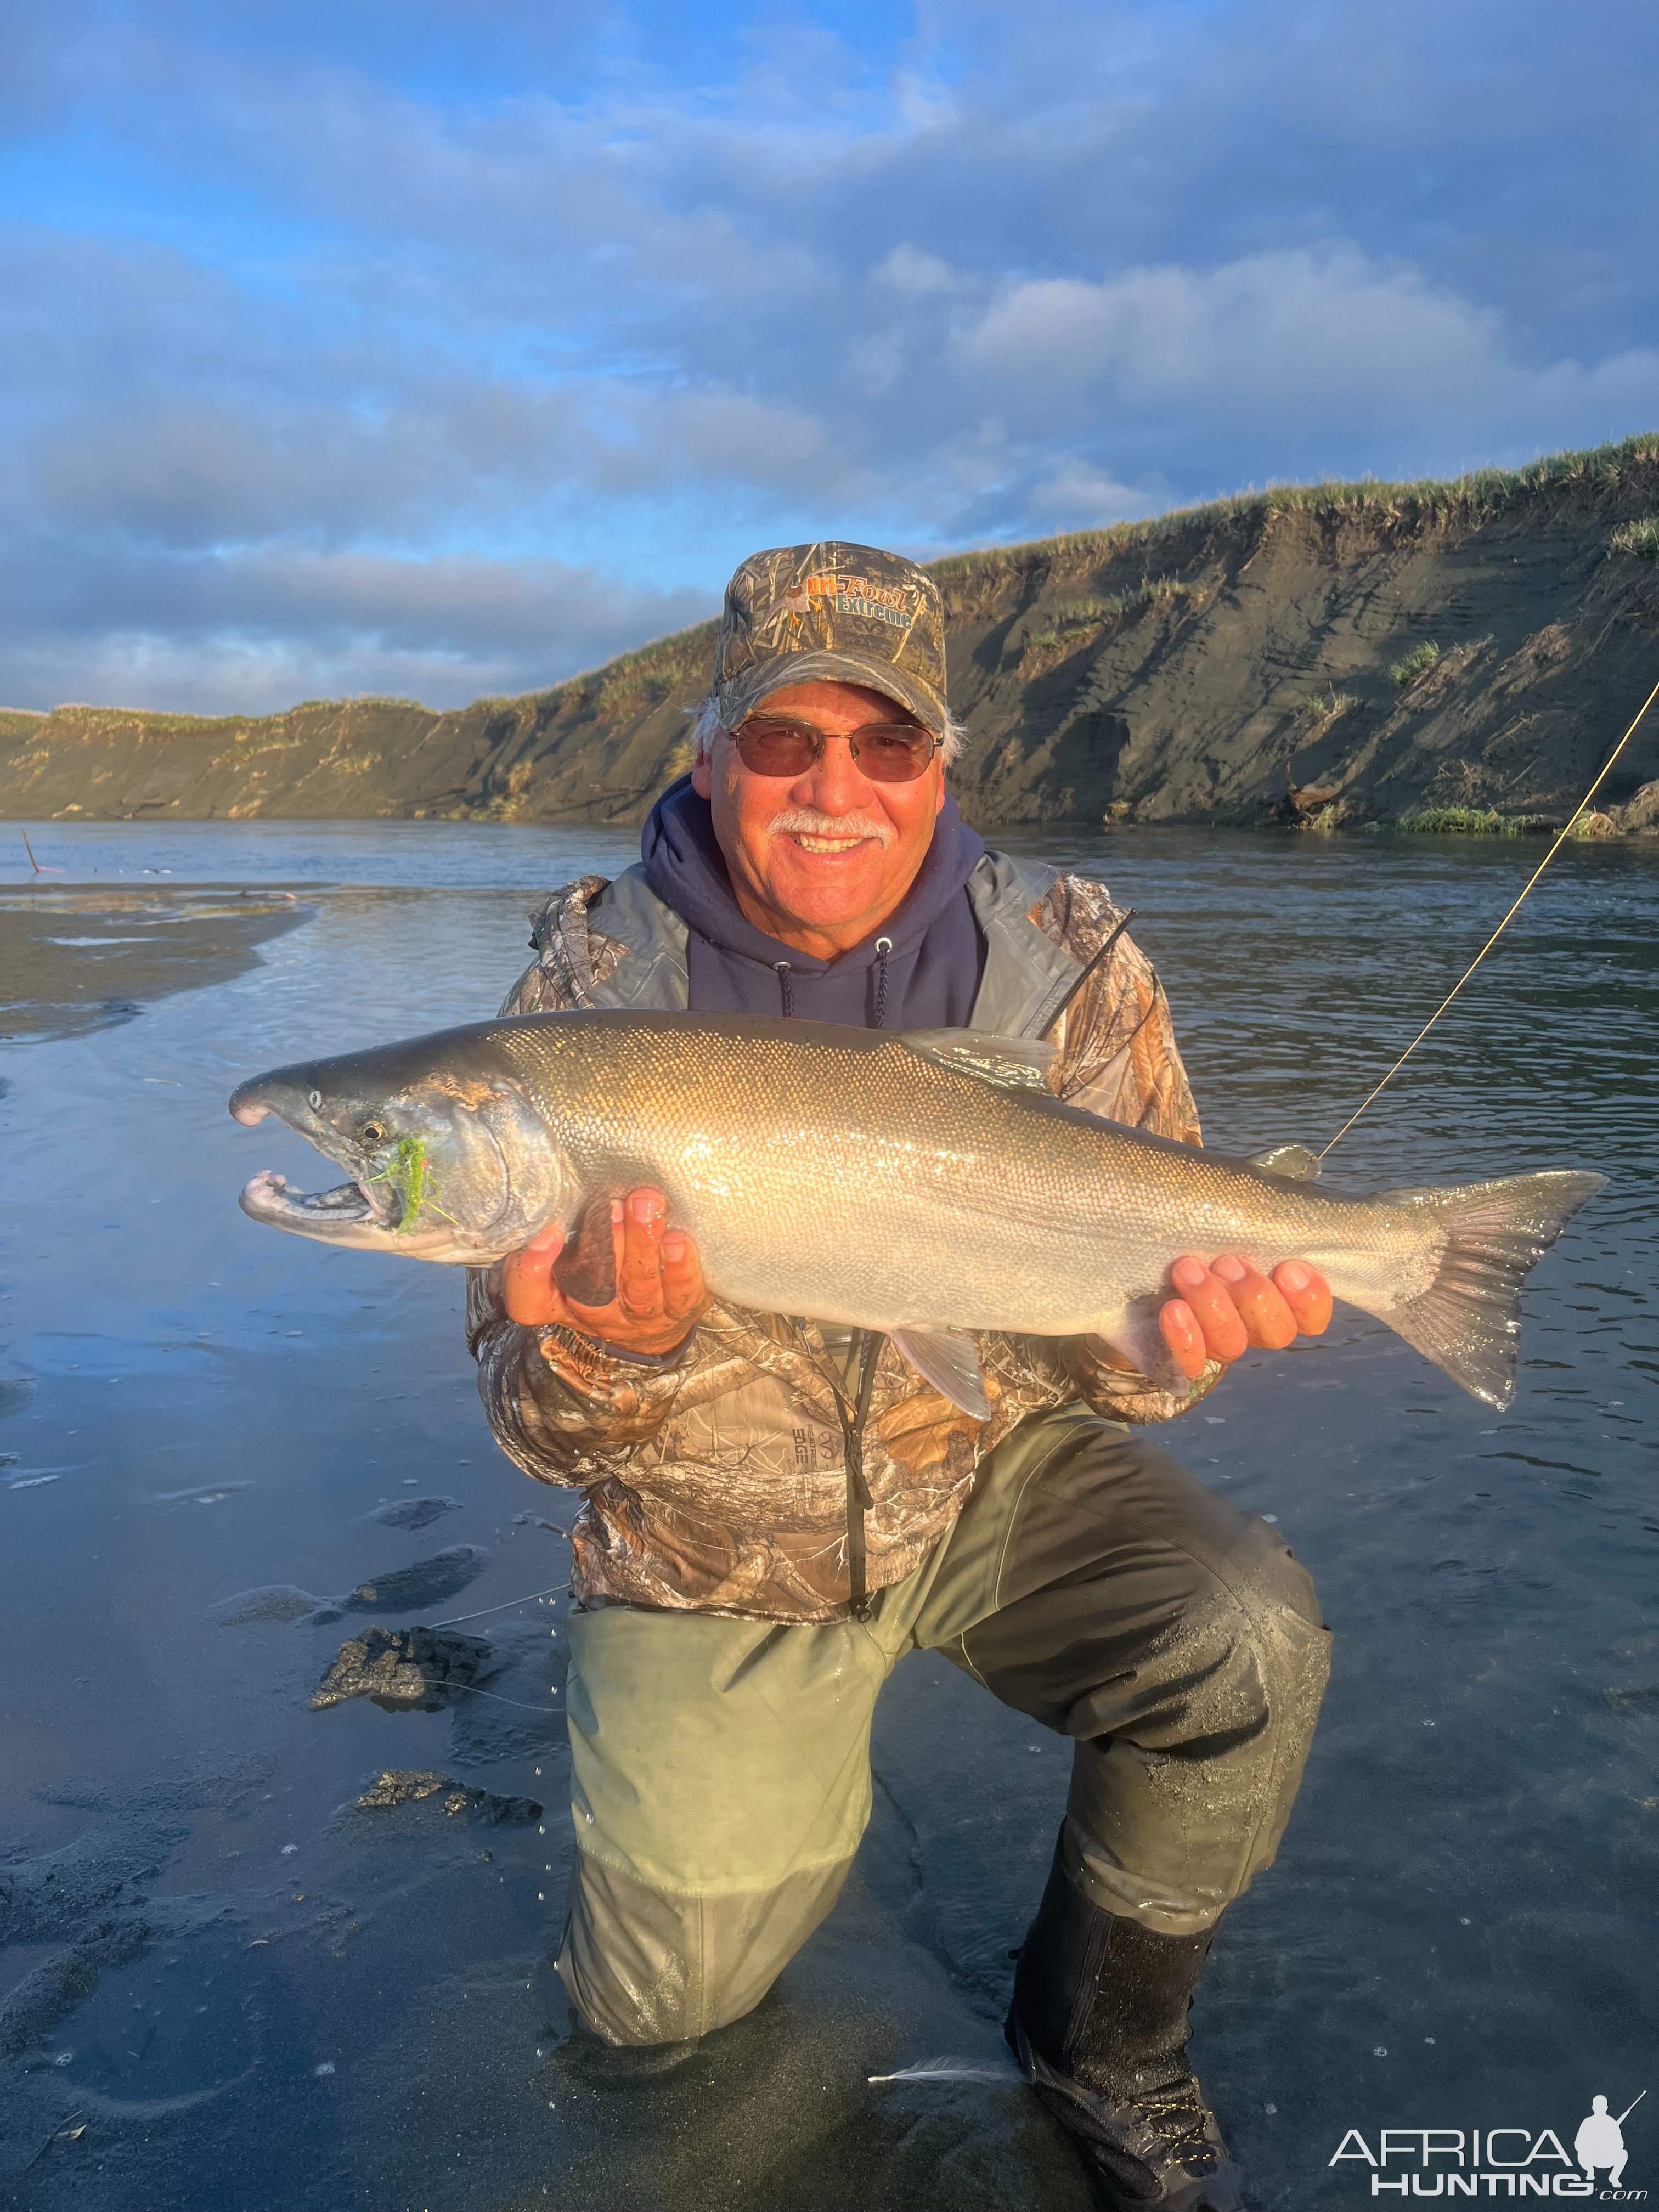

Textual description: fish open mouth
[239,1168,403,1232]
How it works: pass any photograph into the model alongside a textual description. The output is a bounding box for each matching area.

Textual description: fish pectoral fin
[1248,1143,1321,1182]
[897,1030,1057,1093]
[1091,1309,1190,1396]
[890,1327,991,1420]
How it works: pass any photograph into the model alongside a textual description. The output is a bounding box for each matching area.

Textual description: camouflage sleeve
[499,960,552,1015]
[467,1266,693,1491]
[1036,874,1220,1424]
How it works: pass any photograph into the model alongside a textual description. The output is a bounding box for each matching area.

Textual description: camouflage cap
[713,541,950,733]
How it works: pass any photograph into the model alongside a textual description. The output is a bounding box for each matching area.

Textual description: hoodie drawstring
[775,941,890,1024]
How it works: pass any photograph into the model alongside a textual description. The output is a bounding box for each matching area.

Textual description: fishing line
[348,1575,573,1711]
[1318,669,1659,1159]
[434,1680,561,1714]
[868,2058,1022,2086]
[431,1581,567,1629]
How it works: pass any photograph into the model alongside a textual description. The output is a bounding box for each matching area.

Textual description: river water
[1,820,1654,2211]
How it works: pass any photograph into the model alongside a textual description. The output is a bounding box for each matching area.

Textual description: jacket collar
[964,852,1081,1039]
[586,865,690,1009]
[585,850,1080,1036]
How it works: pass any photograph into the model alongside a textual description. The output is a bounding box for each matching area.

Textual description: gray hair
[688,694,967,767]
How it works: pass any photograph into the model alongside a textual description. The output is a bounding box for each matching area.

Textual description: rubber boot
[1004,1841,1243,2211]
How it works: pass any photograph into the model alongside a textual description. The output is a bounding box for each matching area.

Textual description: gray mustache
[767,808,895,847]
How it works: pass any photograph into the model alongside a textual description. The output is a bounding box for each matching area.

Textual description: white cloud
[1022,459,1163,530]
[960,248,1503,408]
[0,538,712,713]
[872,245,961,297]
[957,244,1659,452]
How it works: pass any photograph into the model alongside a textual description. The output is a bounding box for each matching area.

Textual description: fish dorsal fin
[1249,1143,1321,1182]
[899,1029,1056,1093]
[890,1327,991,1420]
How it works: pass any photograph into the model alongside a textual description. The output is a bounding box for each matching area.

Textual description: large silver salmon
[229,1011,1603,1414]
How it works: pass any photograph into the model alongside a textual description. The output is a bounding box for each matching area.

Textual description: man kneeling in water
[470,541,1333,2211]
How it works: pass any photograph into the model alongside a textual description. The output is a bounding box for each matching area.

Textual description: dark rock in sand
[355,1769,453,1809]
[353,1769,542,1824]
[343,1543,489,1613]
[363,1494,460,1532]
[1602,1684,1659,1714]
[311,1626,496,1713]
[0,1917,153,2061]
[208,1584,321,1627]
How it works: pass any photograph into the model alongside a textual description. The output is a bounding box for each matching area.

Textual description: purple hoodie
[640,775,986,1029]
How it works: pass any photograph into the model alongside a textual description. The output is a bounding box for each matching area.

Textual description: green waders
[558,1406,1330,2047]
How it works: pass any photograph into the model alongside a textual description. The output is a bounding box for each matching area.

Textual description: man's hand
[501,1186,711,1356]
[1158,1255,1333,1381]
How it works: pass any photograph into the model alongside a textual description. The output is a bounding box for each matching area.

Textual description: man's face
[691,679,947,955]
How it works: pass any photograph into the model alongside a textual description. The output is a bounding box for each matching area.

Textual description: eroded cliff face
[7,437,1659,832]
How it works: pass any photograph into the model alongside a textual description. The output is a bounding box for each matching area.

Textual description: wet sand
[1,822,1655,2209]
[0,885,313,1042]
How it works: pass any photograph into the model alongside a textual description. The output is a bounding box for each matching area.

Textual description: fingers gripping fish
[229,1011,1604,1417]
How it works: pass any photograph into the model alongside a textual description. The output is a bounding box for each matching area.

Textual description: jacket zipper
[835,1330,882,1620]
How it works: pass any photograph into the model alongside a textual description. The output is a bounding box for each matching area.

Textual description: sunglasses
[728,715,943,783]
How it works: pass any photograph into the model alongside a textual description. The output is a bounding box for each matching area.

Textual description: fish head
[229,1038,575,1263]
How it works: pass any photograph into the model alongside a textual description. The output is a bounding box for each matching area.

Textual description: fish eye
[359,1119,387,1144]
[308,1089,324,1110]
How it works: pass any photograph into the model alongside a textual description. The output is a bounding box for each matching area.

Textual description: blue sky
[4,0,1657,713]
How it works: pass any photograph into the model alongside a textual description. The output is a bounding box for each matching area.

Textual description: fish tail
[1379,1170,1605,1409]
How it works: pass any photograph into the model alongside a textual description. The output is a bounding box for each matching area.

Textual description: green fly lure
[379,1137,441,1233]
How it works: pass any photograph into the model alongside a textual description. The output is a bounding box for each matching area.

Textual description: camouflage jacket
[467,853,1214,1622]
